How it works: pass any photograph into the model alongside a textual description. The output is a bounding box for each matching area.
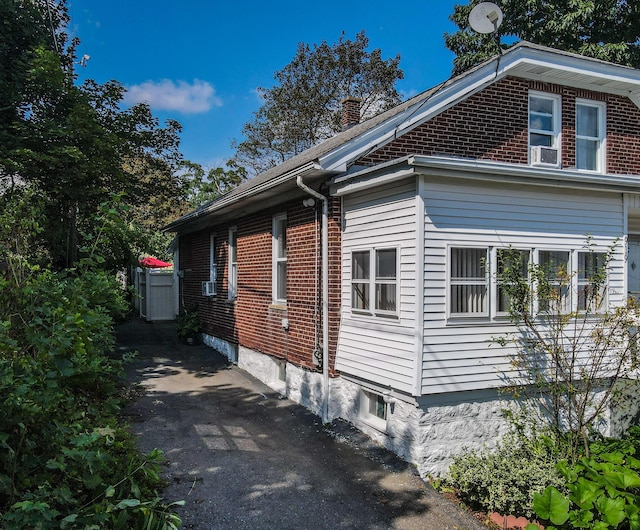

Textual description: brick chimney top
[340,96,362,130]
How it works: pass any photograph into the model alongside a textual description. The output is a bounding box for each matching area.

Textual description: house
[165,41,640,477]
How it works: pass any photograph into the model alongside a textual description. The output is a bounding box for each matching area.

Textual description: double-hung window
[529,92,561,165]
[208,234,217,295]
[496,248,530,315]
[272,214,287,304]
[577,251,607,312]
[538,250,570,313]
[228,227,238,300]
[576,100,605,172]
[450,247,488,316]
[351,248,398,317]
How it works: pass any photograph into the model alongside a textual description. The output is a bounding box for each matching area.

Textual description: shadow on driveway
[117,318,487,530]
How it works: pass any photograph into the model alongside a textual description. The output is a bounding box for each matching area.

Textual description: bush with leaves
[0,190,182,529]
[445,427,565,519]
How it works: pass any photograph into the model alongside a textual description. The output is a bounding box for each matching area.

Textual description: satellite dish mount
[468,2,503,34]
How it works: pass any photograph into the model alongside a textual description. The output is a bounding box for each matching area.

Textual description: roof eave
[331,154,640,195]
[164,161,334,233]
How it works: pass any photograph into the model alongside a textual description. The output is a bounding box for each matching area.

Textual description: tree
[445,0,640,75]
[233,30,404,176]
[496,242,640,462]
[179,159,247,208]
[1,0,185,269]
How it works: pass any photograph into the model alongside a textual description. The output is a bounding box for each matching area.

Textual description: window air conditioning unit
[202,281,216,296]
[531,145,558,166]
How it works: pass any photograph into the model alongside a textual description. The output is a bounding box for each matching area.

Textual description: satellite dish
[469,2,503,34]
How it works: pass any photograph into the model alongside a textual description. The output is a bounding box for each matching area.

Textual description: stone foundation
[202,333,640,478]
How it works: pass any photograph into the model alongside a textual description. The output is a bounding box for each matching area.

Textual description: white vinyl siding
[336,178,418,395]
[421,176,625,395]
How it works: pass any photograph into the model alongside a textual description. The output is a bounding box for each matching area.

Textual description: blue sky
[68,1,464,169]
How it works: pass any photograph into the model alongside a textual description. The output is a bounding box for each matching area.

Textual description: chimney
[340,96,362,130]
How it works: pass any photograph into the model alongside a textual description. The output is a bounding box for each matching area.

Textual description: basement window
[359,389,388,431]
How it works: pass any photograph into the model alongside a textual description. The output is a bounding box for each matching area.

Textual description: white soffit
[505,49,640,98]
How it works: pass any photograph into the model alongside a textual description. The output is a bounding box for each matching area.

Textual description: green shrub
[0,258,180,527]
[446,431,565,518]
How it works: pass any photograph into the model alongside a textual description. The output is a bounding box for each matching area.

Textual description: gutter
[296,175,330,424]
[165,161,322,233]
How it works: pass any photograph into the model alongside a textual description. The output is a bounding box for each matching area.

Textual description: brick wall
[179,196,342,372]
[357,76,640,174]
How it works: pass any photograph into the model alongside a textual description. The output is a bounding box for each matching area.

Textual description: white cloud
[124,79,222,114]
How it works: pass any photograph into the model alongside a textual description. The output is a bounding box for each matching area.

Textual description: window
[448,246,610,321]
[360,389,387,431]
[228,227,237,300]
[351,248,398,316]
[207,234,217,296]
[352,251,370,311]
[538,250,570,313]
[450,247,488,316]
[576,100,605,172]
[529,93,560,149]
[376,249,397,313]
[577,251,607,312]
[272,214,287,303]
[496,249,530,314]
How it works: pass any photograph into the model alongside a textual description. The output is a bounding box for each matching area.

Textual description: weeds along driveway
[117,319,486,530]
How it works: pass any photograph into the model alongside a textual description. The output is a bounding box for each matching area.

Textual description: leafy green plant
[526,427,640,530]
[177,306,200,343]
[0,192,182,529]
[445,429,565,518]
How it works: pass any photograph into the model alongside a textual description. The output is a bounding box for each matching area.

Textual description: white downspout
[296,175,330,424]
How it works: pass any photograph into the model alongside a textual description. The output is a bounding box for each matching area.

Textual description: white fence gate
[135,268,176,321]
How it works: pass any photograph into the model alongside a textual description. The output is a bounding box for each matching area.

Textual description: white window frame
[447,245,611,323]
[529,91,561,164]
[575,99,606,173]
[575,250,608,313]
[359,389,388,432]
[350,247,399,318]
[209,234,217,295]
[448,246,489,318]
[228,227,238,301]
[272,214,287,304]
[535,249,571,314]
[494,248,531,317]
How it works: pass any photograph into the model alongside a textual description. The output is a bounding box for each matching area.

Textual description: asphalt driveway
[117,318,487,530]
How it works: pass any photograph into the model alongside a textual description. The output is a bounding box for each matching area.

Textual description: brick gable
[357,76,640,174]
